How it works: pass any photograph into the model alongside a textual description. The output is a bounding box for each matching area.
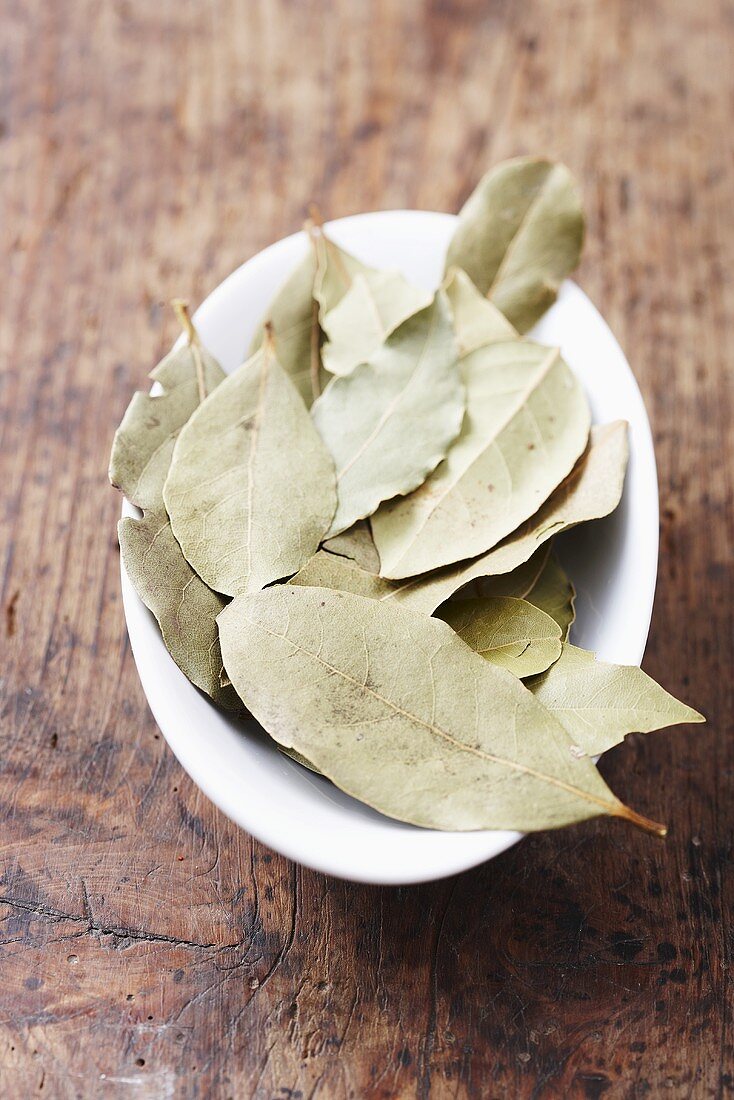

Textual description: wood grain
[1,0,731,1095]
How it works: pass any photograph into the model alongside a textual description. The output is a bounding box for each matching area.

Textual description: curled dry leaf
[321,270,431,376]
[417,420,629,591]
[444,267,517,355]
[218,586,665,835]
[110,307,239,708]
[372,339,591,578]
[447,545,551,603]
[291,423,626,617]
[248,220,380,405]
[445,156,585,332]
[526,644,705,756]
[255,223,410,402]
[438,595,563,678]
[311,293,464,537]
[312,222,427,386]
[311,221,373,323]
[164,338,337,597]
[524,552,576,640]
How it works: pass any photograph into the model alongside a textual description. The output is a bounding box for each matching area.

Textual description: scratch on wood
[0,894,219,951]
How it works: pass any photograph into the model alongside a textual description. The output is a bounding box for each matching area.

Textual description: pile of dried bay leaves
[111,157,703,838]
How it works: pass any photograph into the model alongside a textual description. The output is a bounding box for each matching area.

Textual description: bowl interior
[121,210,659,885]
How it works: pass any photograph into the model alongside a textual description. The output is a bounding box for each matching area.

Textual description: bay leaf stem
[310,298,321,401]
[613,805,667,837]
[172,298,207,405]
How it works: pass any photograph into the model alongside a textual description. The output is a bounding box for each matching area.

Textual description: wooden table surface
[2,1,732,1096]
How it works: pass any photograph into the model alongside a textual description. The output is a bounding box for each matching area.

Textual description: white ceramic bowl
[121,210,659,885]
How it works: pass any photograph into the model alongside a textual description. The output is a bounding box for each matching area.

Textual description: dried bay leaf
[279,745,322,773]
[527,644,705,756]
[164,338,337,597]
[450,546,551,603]
[525,553,576,640]
[118,512,240,709]
[321,270,431,376]
[292,547,551,622]
[109,314,225,511]
[289,550,397,602]
[256,223,397,397]
[372,340,591,578]
[311,293,464,537]
[438,596,563,678]
[110,305,239,708]
[321,520,381,573]
[311,222,375,322]
[445,157,585,332]
[401,420,628,600]
[444,267,517,355]
[290,547,536,617]
[248,248,324,406]
[294,424,627,616]
[218,586,665,835]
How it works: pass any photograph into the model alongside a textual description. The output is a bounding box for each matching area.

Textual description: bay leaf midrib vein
[485,164,556,298]
[335,305,440,482]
